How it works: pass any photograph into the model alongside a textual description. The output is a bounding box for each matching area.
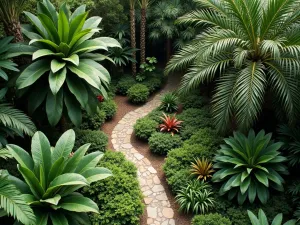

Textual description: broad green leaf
[95,37,121,48]
[81,59,110,83]
[272,213,283,225]
[31,131,51,185]
[81,167,112,184]
[6,145,34,170]
[58,9,69,43]
[49,67,67,95]
[72,40,108,54]
[22,194,38,205]
[46,90,63,126]
[70,5,86,22]
[247,210,260,225]
[28,86,48,114]
[0,61,19,71]
[257,183,269,204]
[33,49,55,60]
[47,157,65,185]
[8,175,31,194]
[248,181,256,203]
[16,59,50,89]
[38,14,60,44]
[59,195,99,213]
[75,151,104,174]
[63,144,90,173]
[64,91,82,127]
[35,210,48,225]
[29,39,59,50]
[68,12,88,42]
[81,53,114,64]
[58,42,70,56]
[66,76,88,107]
[65,212,91,225]
[42,0,58,26]
[0,69,8,80]
[240,176,251,194]
[254,170,269,187]
[52,129,75,163]
[51,59,66,73]
[258,209,268,225]
[22,24,43,40]
[24,11,48,38]
[68,30,92,48]
[40,194,61,205]
[50,212,68,225]
[18,165,45,199]
[63,54,79,66]
[83,16,102,29]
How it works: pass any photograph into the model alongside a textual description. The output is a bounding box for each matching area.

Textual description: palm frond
[0,172,35,225]
[0,148,12,160]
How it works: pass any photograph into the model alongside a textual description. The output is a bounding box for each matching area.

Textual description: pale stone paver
[111,81,178,224]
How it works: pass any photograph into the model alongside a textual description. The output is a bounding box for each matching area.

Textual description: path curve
[111,84,177,225]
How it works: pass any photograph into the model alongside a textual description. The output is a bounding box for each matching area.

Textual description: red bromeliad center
[97,95,104,102]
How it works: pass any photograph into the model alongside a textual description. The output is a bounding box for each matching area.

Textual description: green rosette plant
[6,129,112,225]
[212,130,288,205]
[17,0,121,127]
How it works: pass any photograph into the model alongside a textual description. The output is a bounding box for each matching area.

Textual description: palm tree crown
[166,0,300,132]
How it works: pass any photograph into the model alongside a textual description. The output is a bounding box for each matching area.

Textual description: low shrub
[167,168,193,193]
[192,213,232,225]
[177,108,211,128]
[116,76,136,95]
[142,77,162,93]
[80,109,106,130]
[163,144,214,193]
[147,109,165,123]
[184,128,222,150]
[83,151,144,225]
[134,118,158,141]
[159,92,178,113]
[100,99,117,120]
[149,132,183,155]
[127,84,150,104]
[180,93,209,109]
[75,129,108,153]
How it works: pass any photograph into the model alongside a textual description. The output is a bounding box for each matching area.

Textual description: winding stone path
[111,83,177,225]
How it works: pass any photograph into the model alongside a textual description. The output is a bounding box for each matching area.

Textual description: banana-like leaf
[75,151,104,174]
[51,59,66,73]
[46,90,63,126]
[52,130,75,163]
[63,144,90,173]
[33,49,55,60]
[59,195,99,213]
[64,91,82,127]
[63,54,79,66]
[48,157,65,185]
[81,167,112,184]
[49,67,67,95]
[40,194,61,205]
[6,145,34,170]
[66,76,88,107]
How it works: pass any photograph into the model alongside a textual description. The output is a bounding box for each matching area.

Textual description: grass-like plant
[6,129,112,224]
[175,180,215,214]
[159,113,182,135]
[159,92,178,113]
[247,209,296,225]
[190,157,214,181]
[17,0,120,127]
[212,130,288,205]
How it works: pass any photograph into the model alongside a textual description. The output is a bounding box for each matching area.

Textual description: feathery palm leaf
[166,0,300,132]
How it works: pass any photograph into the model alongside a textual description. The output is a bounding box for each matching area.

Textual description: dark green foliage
[147,109,166,123]
[159,92,178,113]
[184,128,222,150]
[167,168,193,194]
[100,99,117,120]
[180,93,209,109]
[192,213,232,225]
[142,77,162,93]
[80,110,106,130]
[149,132,183,155]
[163,144,214,193]
[83,151,144,225]
[127,84,150,104]
[75,129,108,153]
[116,76,137,95]
[134,118,158,141]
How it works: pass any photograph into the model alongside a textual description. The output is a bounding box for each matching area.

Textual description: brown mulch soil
[102,93,192,225]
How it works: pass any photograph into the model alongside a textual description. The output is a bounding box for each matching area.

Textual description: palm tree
[149,0,182,61]
[166,0,300,133]
[139,0,152,65]
[0,0,26,42]
[129,0,137,76]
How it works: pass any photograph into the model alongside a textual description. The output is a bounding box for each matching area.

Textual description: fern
[0,172,35,225]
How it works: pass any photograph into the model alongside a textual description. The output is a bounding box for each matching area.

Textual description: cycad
[166,0,300,132]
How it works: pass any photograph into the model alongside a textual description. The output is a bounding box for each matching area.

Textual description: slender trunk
[4,20,24,43]
[140,8,146,65]
[130,8,137,76]
[166,38,172,62]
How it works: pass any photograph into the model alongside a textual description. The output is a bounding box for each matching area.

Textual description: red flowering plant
[159,113,183,136]
[97,95,105,102]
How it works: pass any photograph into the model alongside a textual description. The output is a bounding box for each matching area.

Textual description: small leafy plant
[7,129,112,225]
[127,84,149,104]
[159,93,178,113]
[190,157,214,181]
[159,113,183,135]
[140,57,157,72]
[176,180,215,214]
[135,73,146,82]
[247,209,296,225]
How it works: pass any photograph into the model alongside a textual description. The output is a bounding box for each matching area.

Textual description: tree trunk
[130,8,137,76]
[166,38,172,62]
[140,8,147,65]
[4,19,24,43]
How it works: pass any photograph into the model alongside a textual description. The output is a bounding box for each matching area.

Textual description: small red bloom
[97,95,104,102]
[159,113,183,136]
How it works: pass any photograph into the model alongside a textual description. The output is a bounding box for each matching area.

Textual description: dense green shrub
[83,151,144,225]
[192,213,232,225]
[147,109,165,123]
[134,118,158,140]
[159,92,178,113]
[116,76,137,95]
[127,84,150,104]
[180,93,209,109]
[80,110,106,130]
[75,129,108,153]
[184,128,222,150]
[166,169,193,193]
[163,144,213,193]
[100,99,118,120]
[177,108,211,128]
[149,132,183,155]
[142,77,162,93]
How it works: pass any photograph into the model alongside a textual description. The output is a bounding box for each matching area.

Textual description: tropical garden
[0,0,300,225]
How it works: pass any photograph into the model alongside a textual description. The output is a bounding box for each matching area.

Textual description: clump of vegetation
[247,209,296,225]
[134,118,158,141]
[190,157,214,181]
[127,84,150,104]
[159,113,183,135]
[80,110,106,130]
[75,129,108,153]
[100,99,117,120]
[142,77,162,93]
[116,76,137,95]
[160,92,178,113]
[192,213,232,225]
[149,132,183,155]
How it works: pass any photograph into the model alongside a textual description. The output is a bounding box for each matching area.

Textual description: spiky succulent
[190,157,214,181]
[159,92,178,113]
[159,113,183,135]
